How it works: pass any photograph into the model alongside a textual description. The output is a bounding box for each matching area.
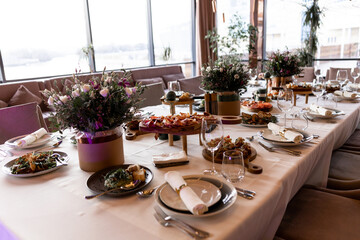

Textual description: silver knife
[154,206,210,238]
[235,187,256,196]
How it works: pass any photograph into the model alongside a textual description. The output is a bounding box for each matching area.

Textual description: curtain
[196,0,216,75]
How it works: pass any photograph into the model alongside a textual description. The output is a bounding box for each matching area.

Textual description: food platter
[139,122,201,135]
[87,164,153,197]
[155,175,237,218]
[3,151,69,178]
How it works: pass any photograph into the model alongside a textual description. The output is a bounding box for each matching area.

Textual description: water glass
[277,89,293,127]
[336,70,348,90]
[291,111,308,130]
[221,150,245,183]
[351,68,360,84]
[168,81,181,92]
[312,79,326,104]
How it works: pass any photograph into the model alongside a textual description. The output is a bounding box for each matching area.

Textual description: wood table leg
[170,104,176,115]
[169,134,174,146]
[305,94,309,104]
[189,104,193,114]
[293,93,297,106]
[199,133,202,146]
[182,135,187,155]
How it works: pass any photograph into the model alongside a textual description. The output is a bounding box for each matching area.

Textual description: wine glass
[249,69,257,83]
[336,70,348,90]
[221,150,245,183]
[311,79,326,104]
[277,89,293,127]
[168,81,181,93]
[351,68,359,84]
[201,118,224,175]
[291,110,308,131]
[314,67,321,82]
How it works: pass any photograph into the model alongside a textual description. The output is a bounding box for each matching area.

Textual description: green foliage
[266,50,302,77]
[296,47,313,67]
[162,46,171,62]
[201,59,249,94]
[42,69,144,135]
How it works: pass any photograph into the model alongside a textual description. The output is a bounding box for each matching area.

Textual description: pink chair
[0,102,48,144]
[178,76,205,95]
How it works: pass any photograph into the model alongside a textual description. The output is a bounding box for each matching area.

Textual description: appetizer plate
[3,151,69,178]
[159,179,221,211]
[155,174,237,218]
[5,133,54,149]
[258,128,313,146]
[87,164,153,197]
[305,107,344,119]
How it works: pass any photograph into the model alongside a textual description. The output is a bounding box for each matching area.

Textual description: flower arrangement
[266,50,302,77]
[201,60,249,94]
[42,69,144,135]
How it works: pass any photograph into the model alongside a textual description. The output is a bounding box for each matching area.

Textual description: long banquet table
[0,96,359,240]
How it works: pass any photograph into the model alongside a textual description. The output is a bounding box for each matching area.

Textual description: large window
[0,0,88,80]
[265,0,303,55]
[88,0,150,71]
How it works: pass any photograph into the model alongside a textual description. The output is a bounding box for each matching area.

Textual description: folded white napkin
[153,151,188,165]
[15,128,47,147]
[309,104,333,117]
[334,90,357,99]
[164,171,208,215]
[268,123,303,143]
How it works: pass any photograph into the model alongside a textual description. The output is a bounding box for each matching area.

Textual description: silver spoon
[85,181,140,199]
[136,186,159,198]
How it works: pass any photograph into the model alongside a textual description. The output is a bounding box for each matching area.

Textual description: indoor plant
[266,50,302,87]
[42,69,144,171]
[201,59,249,115]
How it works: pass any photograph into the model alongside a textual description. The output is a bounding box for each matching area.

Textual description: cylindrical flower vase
[217,91,240,116]
[77,127,124,172]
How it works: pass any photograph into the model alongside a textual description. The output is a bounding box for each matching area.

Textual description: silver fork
[258,141,301,156]
[154,206,210,238]
[154,213,199,239]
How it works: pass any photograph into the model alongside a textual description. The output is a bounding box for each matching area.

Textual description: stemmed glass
[277,89,293,127]
[311,79,326,104]
[201,118,224,175]
[351,68,359,84]
[249,69,257,83]
[221,150,245,183]
[336,70,348,90]
[314,67,321,81]
[168,81,181,93]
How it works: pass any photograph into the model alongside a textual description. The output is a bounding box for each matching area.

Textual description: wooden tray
[139,122,201,135]
[241,105,273,113]
[202,147,262,174]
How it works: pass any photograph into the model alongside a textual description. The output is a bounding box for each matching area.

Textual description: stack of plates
[155,175,237,217]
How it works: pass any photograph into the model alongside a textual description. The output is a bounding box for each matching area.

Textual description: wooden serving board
[139,122,201,136]
[241,106,273,113]
[202,147,263,174]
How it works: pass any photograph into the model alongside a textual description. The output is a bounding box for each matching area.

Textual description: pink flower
[100,88,109,97]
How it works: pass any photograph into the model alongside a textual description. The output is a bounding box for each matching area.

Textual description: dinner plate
[155,175,237,218]
[305,107,344,119]
[333,94,359,102]
[5,133,54,149]
[87,164,153,197]
[3,151,69,178]
[258,128,313,146]
[159,179,221,212]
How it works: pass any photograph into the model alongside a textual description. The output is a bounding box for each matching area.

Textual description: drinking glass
[249,69,257,82]
[277,89,293,127]
[291,110,308,130]
[311,79,326,104]
[336,70,348,90]
[314,67,321,81]
[221,150,245,183]
[168,81,181,92]
[201,118,224,175]
[351,68,360,84]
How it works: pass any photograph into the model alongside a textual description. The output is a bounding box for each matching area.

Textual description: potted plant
[201,59,249,116]
[42,68,144,172]
[266,50,302,87]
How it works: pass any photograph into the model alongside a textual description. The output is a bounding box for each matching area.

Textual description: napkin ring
[175,184,187,195]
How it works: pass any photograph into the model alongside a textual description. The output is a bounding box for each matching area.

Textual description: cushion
[135,77,166,89]
[0,100,8,109]
[162,73,185,88]
[178,76,204,95]
[329,150,360,180]
[139,82,165,108]
[7,85,43,107]
[276,188,360,240]
[329,67,353,81]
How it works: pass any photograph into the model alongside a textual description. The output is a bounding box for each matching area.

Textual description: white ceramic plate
[258,128,313,146]
[159,179,221,211]
[5,133,54,149]
[305,107,344,119]
[333,94,359,102]
[3,151,69,178]
[155,175,237,218]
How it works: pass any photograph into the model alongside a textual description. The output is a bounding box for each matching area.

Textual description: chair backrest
[326,67,354,82]
[138,82,165,108]
[0,102,48,144]
[178,76,204,95]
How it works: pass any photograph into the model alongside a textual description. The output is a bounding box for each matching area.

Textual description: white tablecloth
[0,96,359,240]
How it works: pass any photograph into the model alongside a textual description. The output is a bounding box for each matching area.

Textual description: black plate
[86,164,153,197]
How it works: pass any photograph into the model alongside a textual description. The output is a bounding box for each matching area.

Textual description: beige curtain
[196,0,216,75]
